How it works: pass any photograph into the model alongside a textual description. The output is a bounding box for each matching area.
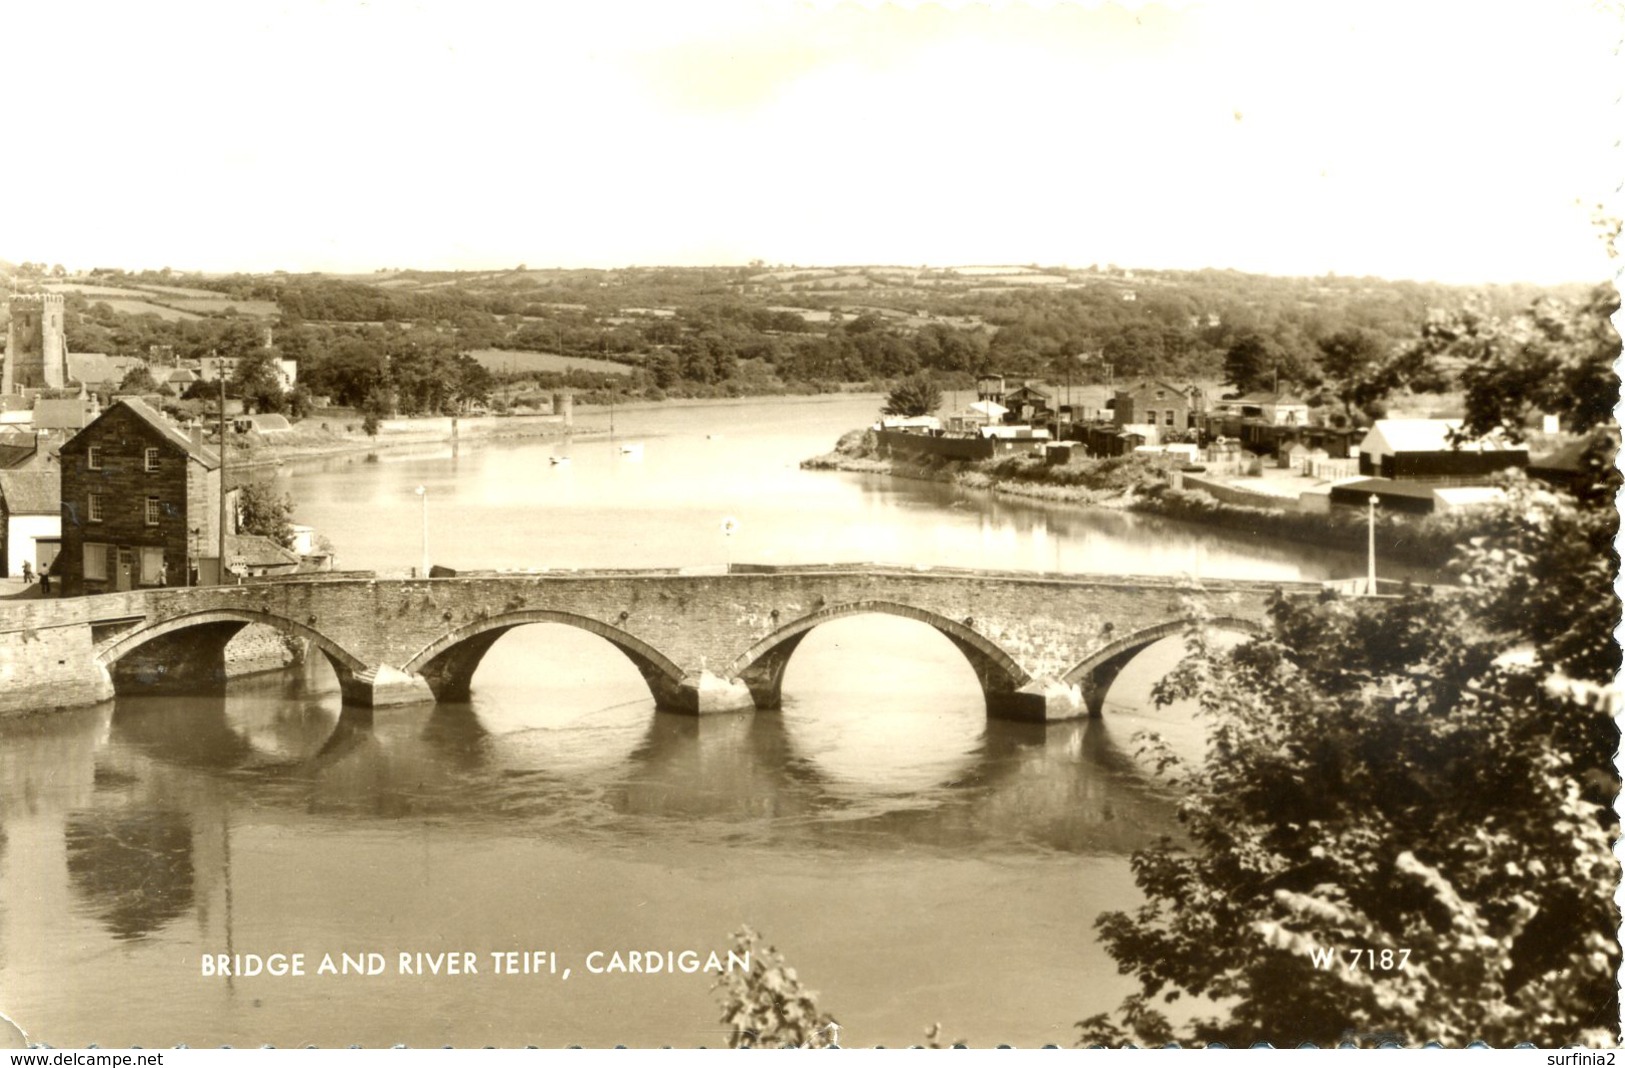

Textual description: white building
[0,469,61,578]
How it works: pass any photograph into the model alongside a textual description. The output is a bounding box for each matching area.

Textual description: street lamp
[1367,494,1379,596]
[720,515,738,570]
[414,485,429,578]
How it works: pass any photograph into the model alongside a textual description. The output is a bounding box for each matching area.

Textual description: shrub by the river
[1084,492,1619,1046]
[1134,487,1471,569]
[714,927,839,1049]
[988,451,1180,494]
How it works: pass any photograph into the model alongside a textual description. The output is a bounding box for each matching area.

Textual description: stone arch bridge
[0,566,1321,722]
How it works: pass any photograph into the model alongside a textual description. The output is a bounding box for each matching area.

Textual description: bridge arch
[721,599,1031,715]
[1063,615,1266,717]
[402,610,689,709]
[97,608,370,699]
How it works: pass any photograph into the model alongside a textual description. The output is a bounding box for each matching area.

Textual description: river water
[0,396,1411,1048]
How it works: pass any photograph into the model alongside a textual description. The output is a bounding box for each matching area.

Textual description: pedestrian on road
[39,560,50,595]
[20,562,32,585]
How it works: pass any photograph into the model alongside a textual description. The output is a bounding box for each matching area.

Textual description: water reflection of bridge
[0,683,1185,1048]
[77,682,1182,920]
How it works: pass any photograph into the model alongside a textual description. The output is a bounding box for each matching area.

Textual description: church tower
[2,292,69,393]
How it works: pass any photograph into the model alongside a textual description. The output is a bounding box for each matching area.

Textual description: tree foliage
[714,927,838,1049]
[117,364,161,394]
[882,373,942,418]
[1086,291,1621,1047]
[360,389,390,438]
[231,349,288,414]
[1221,332,1308,394]
[1315,328,1390,419]
[1411,285,1621,440]
[235,479,296,549]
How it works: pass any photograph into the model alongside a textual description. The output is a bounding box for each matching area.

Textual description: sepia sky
[8,0,1621,283]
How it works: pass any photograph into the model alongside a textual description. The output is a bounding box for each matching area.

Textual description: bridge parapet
[0,566,1326,722]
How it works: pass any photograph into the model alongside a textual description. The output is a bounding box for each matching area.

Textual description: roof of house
[242,413,292,433]
[965,400,1008,418]
[0,443,35,469]
[1432,486,1508,507]
[65,353,142,387]
[33,397,97,430]
[0,469,59,514]
[1360,419,1523,455]
[1529,438,1591,475]
[1119,379,1192,397]
[1330,477,1437,502]
[1230,392,1308,406]
[167,368,200,383]
[227,533,301,569]
[73,398,220,469]
[1006,381,1055,399]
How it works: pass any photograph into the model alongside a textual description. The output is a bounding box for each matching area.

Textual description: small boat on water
[549,455,571,466]
[618,441,644,458]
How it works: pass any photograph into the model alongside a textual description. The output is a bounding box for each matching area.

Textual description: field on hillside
[147,295,280,317]
[467,348,635,375]
[44,284,132,299]
[98,298,202,321]
[124,283,232,299]
[43,282,276,318]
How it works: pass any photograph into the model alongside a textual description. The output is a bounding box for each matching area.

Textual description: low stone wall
[0,616,112,718]
[875,429,994,461]
[1182,473,1300,512]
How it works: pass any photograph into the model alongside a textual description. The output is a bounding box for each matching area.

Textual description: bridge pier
[670,670,757,715]
[986,677,1086,723]
[414,630,508,702]
[1073,645,1158,719]
[333,664,435,707]
[732,633,809,711]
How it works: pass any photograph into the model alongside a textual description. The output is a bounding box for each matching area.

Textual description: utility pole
[415,486,429,578]
[217,364,227,585]
[1367,494,1379,595]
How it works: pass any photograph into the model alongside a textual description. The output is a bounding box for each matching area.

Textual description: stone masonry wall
[59,405,207,596]
[0,616,112,717]
[0,569,1314,716]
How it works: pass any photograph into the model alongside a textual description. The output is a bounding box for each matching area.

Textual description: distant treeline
[55,263,1597,416]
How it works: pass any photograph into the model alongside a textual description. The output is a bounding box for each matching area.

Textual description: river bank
[238,393,890,469]
[803,429,1472,570]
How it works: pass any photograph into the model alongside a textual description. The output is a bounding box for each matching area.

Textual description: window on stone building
[87,447,102,470]
[1165,410,1175,427]
[84,543,108,581]
[140,547,165,585]
[88,494,103,523]
[144,448,159,472]
[145,497,161,526]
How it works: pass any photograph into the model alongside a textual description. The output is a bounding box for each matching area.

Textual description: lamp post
[1367,494,1379,596]
[414,485,429,578]
[720,515,738,570]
